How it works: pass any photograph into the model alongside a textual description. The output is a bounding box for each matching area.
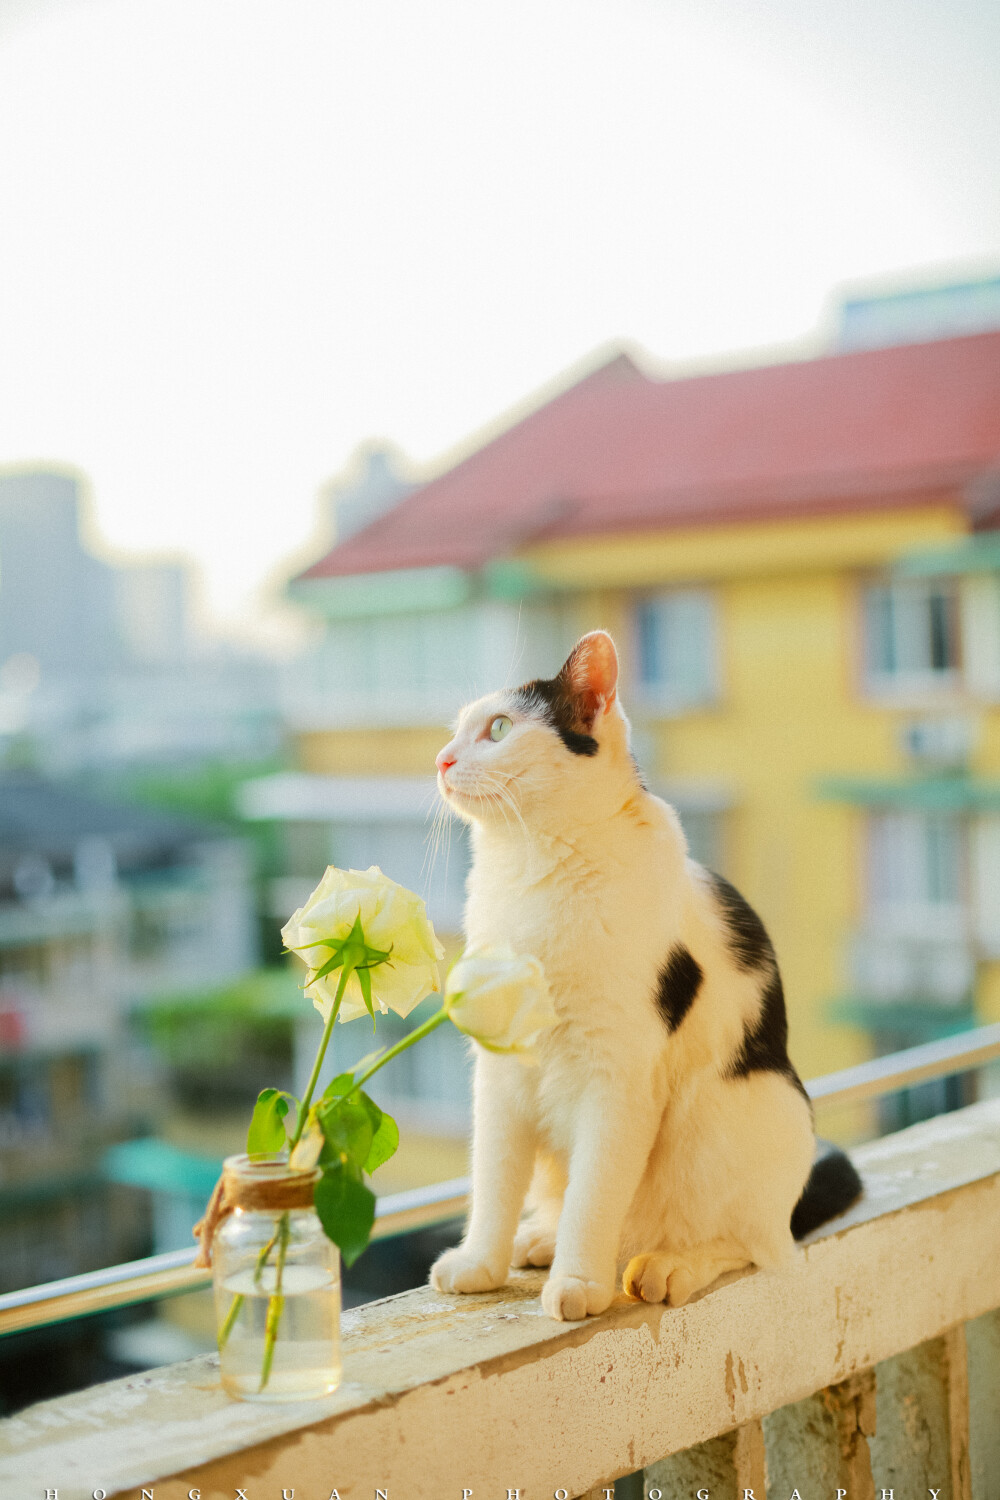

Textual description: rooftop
[0,772,221,887]
[298,330,1000,583]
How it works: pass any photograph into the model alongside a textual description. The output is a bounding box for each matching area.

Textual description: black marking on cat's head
[654,945,703,1033]
[724,966,810,1105]
[514,675,600,757]
[709,871,774,972]
[514,633,620,758]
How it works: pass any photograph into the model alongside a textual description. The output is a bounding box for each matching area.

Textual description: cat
[429,629,861,1322]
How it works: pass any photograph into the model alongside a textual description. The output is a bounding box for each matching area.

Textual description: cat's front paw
[540,1273,613,1321]
[511,1222,556,1268]
[622,1251,712,1306]
[430,1246,507,1295]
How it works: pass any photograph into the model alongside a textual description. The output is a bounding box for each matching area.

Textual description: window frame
[630,586,721,714]
[863,808,970,942]
[858,574,963,701]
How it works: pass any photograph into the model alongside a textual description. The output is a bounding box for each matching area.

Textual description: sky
[0,0,998,646]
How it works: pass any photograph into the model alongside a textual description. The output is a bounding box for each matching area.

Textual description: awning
[828,997,976,1039]
[895,534,1000,578]
[816,775,1000,812]
[103,1139,222,1198]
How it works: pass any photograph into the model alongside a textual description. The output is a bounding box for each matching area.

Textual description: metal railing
[0,1176,470,1337]
[2,1021,999,1340]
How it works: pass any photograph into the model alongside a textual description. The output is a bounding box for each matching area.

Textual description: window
[634,590,718,708]
[854,812,973,1012]
[862,578,960,694]
[866,811,967,939]
[299,600,579,726]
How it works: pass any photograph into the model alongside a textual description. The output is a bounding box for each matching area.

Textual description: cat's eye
[489,715,513,742]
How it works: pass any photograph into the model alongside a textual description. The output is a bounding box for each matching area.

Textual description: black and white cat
[430,630,860,1322]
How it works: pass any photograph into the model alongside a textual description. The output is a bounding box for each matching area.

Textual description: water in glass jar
[217,1263,342,1400]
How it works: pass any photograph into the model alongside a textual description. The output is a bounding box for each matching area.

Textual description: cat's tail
[790,1137,863,1239]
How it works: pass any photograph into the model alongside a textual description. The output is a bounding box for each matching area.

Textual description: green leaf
[314,1165,376,1267]
[247,1088,291,1155]
[317,1092,375,1174]
[364,1101,399,1174]
[319,1071,356,1104]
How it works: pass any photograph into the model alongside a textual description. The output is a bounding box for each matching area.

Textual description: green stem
[253,1225,281,1286]
[349,1006,449,1096]
[289,963,353,1150]
[222,1214,285,1354]
[250,965,355,1391]
[217,1286,242,1350]
[220,963,375,1379]
[259,1214,291,1393]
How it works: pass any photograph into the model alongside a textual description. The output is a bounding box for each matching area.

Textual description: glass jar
[212,1154,342,1402]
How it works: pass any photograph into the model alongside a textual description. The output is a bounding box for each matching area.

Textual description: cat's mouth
[439,781,481,806]
[439,779,515,810]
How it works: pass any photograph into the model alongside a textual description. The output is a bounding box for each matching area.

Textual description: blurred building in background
[0,467,287,1397]
[0,773,256,1294]
[0,466,281,773]
[255,324,1000,1127]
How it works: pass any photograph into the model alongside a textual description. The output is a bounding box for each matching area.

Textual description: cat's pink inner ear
[564,631,619,716]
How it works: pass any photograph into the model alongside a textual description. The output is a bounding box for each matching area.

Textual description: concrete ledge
[2,1100,1000,1500]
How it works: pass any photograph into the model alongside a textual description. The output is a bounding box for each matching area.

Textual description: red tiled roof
[298,333,1000,582]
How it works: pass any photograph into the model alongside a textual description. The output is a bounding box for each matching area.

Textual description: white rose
[282,865,444,1024]
[443,945,558,1059]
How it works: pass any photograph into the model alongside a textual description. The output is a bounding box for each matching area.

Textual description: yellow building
[261,329,1000,1127]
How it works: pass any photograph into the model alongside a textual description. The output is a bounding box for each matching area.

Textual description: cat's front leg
[430,1055,536,1295]
[542,1087,659,1321]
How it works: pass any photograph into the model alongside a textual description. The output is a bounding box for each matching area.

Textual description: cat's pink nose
[436,749,456,774]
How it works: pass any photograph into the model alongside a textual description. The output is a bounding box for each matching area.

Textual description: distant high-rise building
[319,443,414,545]
[0,466,279,770]
[114,559,193,665]
[0,468,121,672]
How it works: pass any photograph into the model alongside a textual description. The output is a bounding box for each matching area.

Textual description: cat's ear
[558,631,619,725]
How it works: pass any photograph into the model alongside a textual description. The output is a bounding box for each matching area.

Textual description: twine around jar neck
[193,1155,320,1268]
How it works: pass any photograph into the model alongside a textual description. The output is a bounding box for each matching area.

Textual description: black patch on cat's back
[709,870,774,972]
[725,967,810,1104]
[654,945,703,1033]
[515,676,599,757]
[709,874,809,1102]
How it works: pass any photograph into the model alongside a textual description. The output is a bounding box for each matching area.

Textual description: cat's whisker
[422,795,451,883]
[502,604,527,691]
[426,799,452,874]
[491,780,527,841]
[475,771,528,843]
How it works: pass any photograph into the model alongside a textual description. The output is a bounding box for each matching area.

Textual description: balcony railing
[1,1022,1000,1498]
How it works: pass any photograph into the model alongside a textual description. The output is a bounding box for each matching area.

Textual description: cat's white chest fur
[463,802,684,1158]
[465,797,684,1003]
